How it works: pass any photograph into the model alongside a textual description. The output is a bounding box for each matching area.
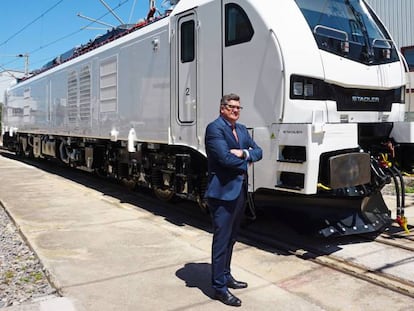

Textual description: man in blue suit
[205,93,262,307]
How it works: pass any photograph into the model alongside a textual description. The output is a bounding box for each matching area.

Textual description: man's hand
[230,149,244,158]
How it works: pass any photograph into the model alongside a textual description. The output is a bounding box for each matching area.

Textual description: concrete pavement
[1,153,413,310]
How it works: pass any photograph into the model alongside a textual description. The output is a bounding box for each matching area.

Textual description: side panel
[49,70,68,132]
[4,21,171,143]
[221,0,284,192]
[222,0,284,128]
[193,0,223,154]
[117,26,170,142]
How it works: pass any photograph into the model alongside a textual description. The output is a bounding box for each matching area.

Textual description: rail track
[242,220,414,299]
[375,226,414,251]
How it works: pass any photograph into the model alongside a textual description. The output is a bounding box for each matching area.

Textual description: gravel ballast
[0,204,56,308]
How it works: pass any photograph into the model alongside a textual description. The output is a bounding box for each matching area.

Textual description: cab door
[171,12,198,148]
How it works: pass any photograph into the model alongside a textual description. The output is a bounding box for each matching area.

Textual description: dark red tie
[232,125,239,142]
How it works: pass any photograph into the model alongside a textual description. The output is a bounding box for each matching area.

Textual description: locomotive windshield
[295,0,399,65]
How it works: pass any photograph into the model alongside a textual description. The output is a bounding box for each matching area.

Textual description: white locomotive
[1,0,407,236]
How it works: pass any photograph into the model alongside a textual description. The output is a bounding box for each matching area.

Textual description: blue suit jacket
[204,116,263,201]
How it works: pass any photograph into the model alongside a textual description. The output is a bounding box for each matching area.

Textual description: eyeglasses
[225,104,243,110]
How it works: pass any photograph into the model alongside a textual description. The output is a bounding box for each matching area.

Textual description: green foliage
[405,185,414,193]
[3,270,14,284]
[404,178,414,193]
[31,271,44,282]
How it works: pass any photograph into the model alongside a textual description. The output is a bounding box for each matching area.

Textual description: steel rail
[241,228,414,299]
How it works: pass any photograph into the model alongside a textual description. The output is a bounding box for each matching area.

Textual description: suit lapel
[218,117,240,146]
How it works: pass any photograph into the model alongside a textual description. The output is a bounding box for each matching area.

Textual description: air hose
[392,166,409,233]
[379,153,409,233]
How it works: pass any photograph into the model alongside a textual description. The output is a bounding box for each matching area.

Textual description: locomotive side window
[402,46,414,71]
[225,3,254,47]
[180,20,195,63]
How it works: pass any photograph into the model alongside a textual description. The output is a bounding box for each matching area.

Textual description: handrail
[313,24,348,41]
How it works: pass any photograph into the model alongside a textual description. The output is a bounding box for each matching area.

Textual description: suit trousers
[208,182,246,293]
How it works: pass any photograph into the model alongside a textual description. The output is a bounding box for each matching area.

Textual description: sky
[0,0,163,74]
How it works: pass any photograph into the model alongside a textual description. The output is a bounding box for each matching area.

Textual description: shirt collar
[220,116,235,128]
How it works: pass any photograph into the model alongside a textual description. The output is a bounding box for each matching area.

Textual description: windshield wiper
[345,0,373,62]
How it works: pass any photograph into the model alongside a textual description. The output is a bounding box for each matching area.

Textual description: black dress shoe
[227,278,248,289]
[214,290,242,307]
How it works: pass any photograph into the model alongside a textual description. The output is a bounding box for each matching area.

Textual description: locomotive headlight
[290,74,331,100]
[293,82,304,96]
[304,83,314,97]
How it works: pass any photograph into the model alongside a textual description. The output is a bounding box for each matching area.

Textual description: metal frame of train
[1,0,410,236]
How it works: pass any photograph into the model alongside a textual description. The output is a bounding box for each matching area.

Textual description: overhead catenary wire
[0,0,65,48]
[99,0,125,24]
[28,1,130,55]
[128,0,138,24]
[77,13,116,29]
[0,0,130,71]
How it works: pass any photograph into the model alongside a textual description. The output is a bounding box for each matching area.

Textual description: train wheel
[121,178,136,191]
[152,169,175,201]
[153,187,175,201]
[16,141,24,157]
